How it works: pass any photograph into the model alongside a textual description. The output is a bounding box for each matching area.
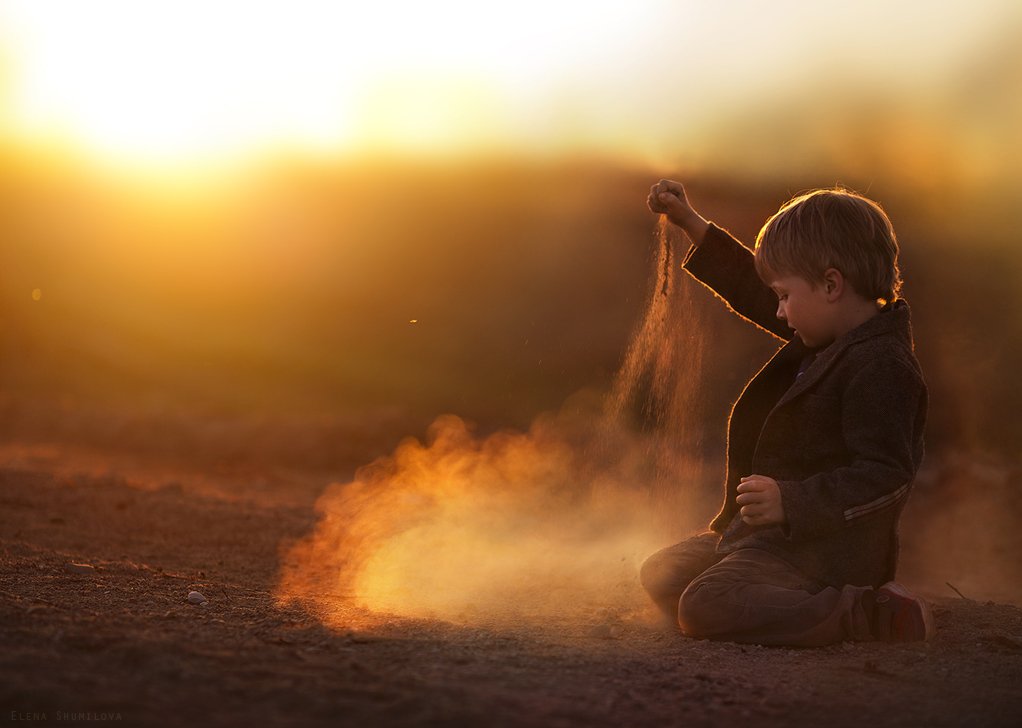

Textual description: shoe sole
[879,581,935,641]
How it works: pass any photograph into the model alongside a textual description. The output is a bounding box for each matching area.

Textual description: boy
[640,179,931,646]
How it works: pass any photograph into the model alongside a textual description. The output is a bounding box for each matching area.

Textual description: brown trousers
[639,531,874,646]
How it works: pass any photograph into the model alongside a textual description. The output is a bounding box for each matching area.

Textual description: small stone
[589,622,624,640]
[187,590,208,605]
[66,563,96,575]
[983,631,1022,650]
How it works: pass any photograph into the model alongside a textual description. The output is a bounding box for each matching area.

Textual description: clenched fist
[736,475,786,527]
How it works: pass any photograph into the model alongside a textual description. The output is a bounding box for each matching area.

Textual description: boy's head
[754,188,901,305]
[754,188,903,347]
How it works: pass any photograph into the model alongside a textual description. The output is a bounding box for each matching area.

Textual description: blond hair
[754,188,902,306]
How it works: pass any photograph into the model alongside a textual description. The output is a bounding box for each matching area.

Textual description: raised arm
[647,180,793,341]
[682,225,793,340]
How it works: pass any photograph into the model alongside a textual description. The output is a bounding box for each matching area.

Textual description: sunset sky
[0,0,1017,173]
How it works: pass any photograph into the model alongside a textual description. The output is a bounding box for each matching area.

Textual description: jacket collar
[774,299,914,407]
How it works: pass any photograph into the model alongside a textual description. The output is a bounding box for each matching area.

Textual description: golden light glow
[0,0,1015,180]
[0,1,646,169]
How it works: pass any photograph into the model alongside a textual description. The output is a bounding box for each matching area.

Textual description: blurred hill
[0,152,1020,470]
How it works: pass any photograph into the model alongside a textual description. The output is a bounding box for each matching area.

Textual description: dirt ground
[2,442,1021,728]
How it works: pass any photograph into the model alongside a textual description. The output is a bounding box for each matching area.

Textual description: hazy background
[2,0,1019,458]
[0,1,1020,604]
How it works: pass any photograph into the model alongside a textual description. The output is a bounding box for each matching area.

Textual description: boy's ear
[822,268,844,301]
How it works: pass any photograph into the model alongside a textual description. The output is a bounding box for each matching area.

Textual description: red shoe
[872,582,935,642]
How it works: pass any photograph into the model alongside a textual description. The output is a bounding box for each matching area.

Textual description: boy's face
[765,272,835,348]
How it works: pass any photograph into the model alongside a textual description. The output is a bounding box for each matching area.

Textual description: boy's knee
[639,551,691,621]
[639,550,678,598]
[677,581,709,636]
[678,579,735,638]
[638,552,662,593]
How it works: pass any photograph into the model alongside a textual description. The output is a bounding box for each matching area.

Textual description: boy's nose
[776,303,786,320]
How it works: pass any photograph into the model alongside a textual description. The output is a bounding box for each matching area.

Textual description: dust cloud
[276,218,711,627]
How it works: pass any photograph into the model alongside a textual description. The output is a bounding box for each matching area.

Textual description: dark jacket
[682,224,927,588]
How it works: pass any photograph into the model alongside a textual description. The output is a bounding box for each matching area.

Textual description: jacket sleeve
[681,223,794,341]
[776,358,927,541]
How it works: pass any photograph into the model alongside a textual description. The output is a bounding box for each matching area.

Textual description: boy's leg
[678,548,875,646]
[639,531,723,622]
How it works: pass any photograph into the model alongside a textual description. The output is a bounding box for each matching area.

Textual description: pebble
[187,590,208,605]
[588,623,623,640]
[66,562,96,575]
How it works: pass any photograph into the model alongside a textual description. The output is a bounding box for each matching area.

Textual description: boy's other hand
[646,179,709,245]
[736,475,786,526]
